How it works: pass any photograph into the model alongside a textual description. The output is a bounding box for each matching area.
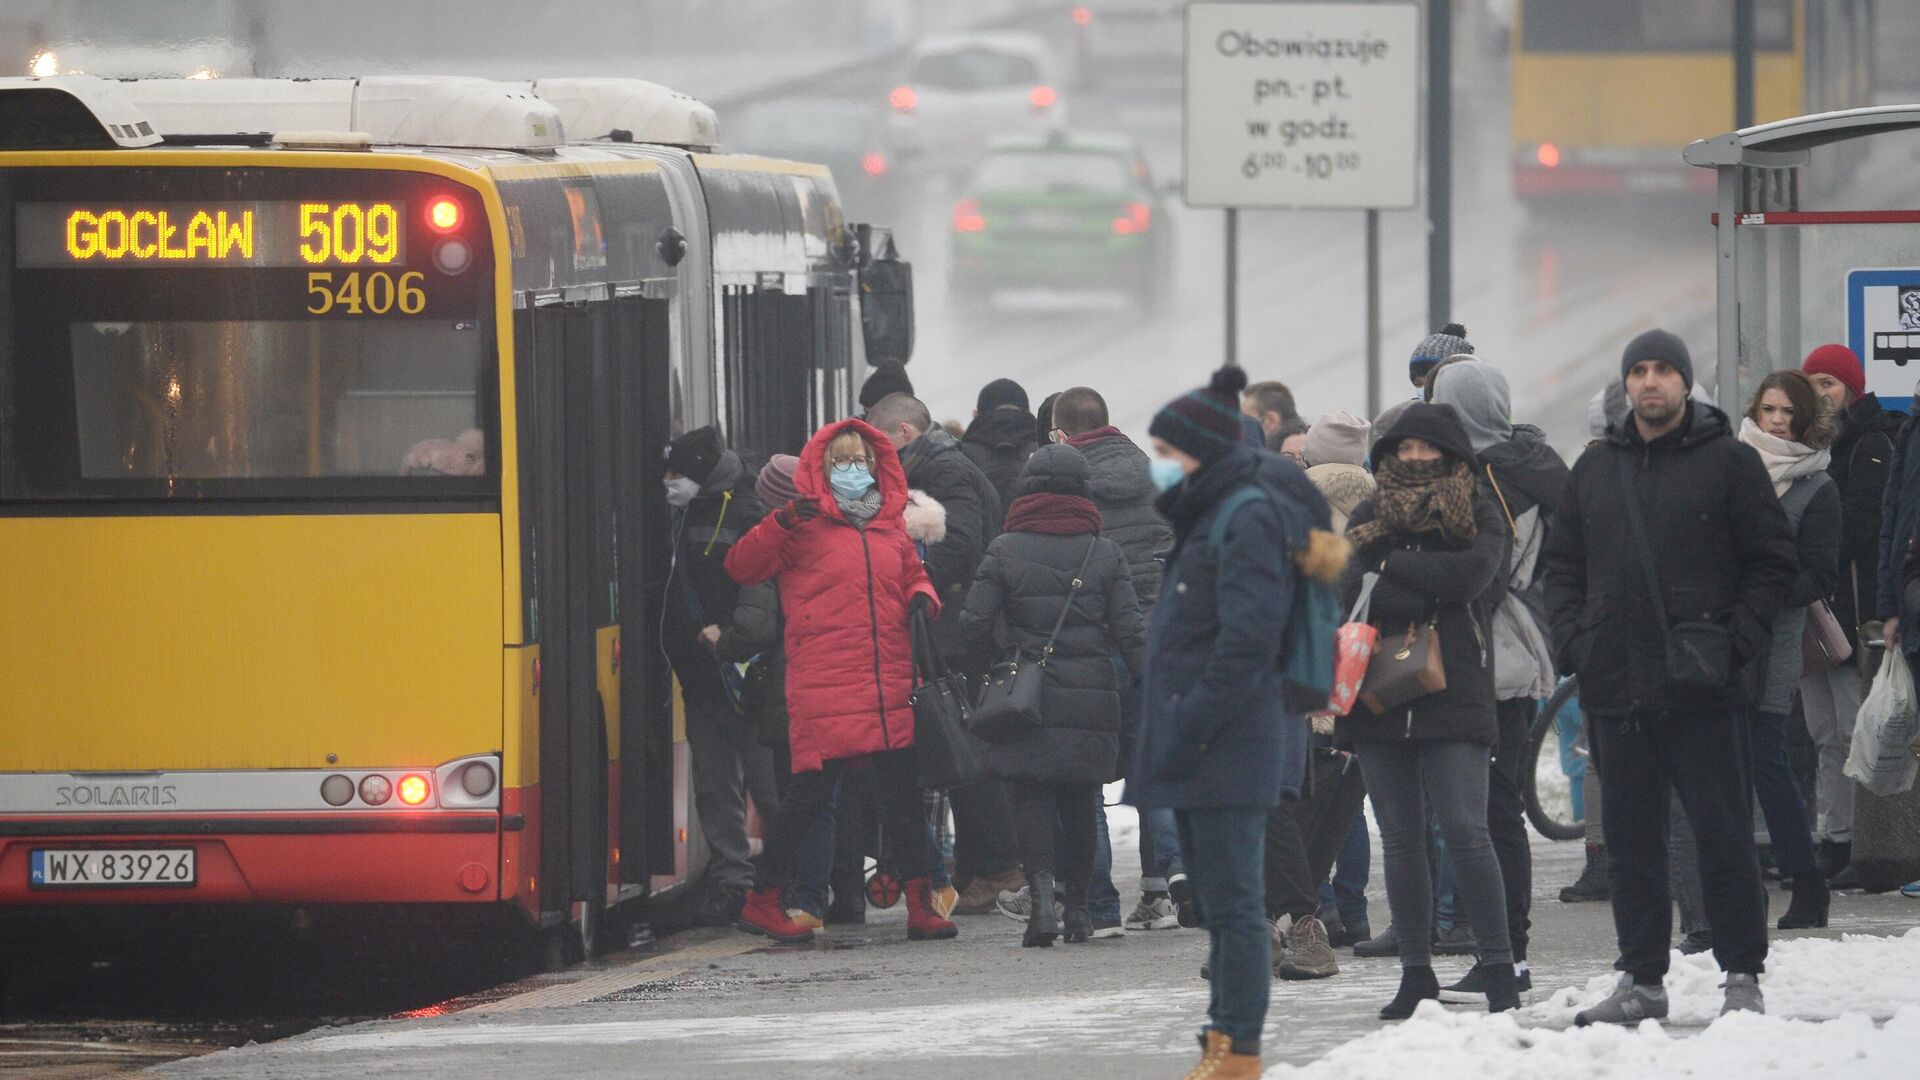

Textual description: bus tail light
[359,774,392,806]
[320,774,354,806]
[1537,143,1561,168]
[397,773,431,806]
[952,199,985,233]
[1112,202,1151,235]
[461,760,497,797]
[427,196,462,232]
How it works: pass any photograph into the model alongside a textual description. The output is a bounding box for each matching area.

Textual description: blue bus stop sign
[1847,267,1920,413]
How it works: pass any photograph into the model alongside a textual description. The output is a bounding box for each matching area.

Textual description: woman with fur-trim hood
[1739,369,1840,931]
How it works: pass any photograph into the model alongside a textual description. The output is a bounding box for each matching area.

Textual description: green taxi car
[950,132,1172,311]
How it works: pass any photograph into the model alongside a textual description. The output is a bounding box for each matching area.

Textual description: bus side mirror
[857,225,914,364]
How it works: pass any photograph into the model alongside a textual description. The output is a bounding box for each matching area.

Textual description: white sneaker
[996,885,1031,922]
[1124,895,1180,931]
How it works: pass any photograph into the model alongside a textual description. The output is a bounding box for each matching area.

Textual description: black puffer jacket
[899,428,1001,658]
[1828,393,1903,653]
[1071,428,1173,606]
[663,450,765,674]
[960,498,1147,785]
[1336,407,1511,747]
[1542,401,1799,717]
[962,406,1040,522]
[716,579,786,746]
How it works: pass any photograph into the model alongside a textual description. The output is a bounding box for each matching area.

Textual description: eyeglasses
[830,454,870,470]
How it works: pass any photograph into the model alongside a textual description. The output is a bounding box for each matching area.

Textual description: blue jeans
[789,775,842,917]
[1091,801,1121,922]
[1140,806,1185,892]
[1177,807,1270,1047]
[1750,709,1819,877]
[1319,811,1370,927]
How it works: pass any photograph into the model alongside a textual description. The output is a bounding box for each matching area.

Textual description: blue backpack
[1208,483,1341,715]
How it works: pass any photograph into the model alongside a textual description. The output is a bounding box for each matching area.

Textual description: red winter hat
[1803,343,1865,399]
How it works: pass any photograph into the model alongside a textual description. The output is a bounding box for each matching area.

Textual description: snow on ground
[1269,929,1920,1079]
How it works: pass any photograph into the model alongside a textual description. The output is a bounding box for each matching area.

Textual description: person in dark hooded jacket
[1801,343,1903,889]
[1337,403,1519,1019]
[662,425,778,925]
[963,377,1042,520]
[1543,329,1797,1025]
[961,444,1146,946]
[1429,359,1569,1000]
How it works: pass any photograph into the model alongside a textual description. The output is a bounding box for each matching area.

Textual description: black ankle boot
[1482,963,1521,1013]
[1062,905,1091,943]
[1777,872,1830,930]
[1023,871,1059,948]
[1379,964,1440,1020]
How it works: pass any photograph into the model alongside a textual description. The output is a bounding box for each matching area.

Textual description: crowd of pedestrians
[654,323,1919,1080]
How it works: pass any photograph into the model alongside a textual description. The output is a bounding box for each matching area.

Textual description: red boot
[905,877,959,941]
[736,887,816,944]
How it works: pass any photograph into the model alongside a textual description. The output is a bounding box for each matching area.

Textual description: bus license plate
[30,848,195,888]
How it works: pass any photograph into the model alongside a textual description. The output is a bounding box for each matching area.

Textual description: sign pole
[1225,207,1239,366]
[1427,0,1451,328]
[1365,208,1381,420]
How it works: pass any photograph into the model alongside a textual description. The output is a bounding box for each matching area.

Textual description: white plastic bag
[1845,651,1920,796]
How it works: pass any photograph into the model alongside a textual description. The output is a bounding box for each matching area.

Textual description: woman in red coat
[725,418,957,944]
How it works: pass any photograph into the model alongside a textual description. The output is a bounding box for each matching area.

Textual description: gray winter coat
[1072,429,1174,606]
[1756,473,1841,714]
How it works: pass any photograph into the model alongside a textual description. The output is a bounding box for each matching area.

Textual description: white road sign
[1184,1,1421,209]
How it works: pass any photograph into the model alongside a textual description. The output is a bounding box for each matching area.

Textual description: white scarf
[1738,416,1831,497]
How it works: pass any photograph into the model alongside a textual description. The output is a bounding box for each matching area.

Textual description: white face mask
[663,476,701,508]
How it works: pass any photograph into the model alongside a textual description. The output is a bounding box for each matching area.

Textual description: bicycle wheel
[1522,678,1586,841]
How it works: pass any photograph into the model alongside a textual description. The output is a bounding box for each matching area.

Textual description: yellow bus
[0,75,902,959]
[1511,0,1871,201]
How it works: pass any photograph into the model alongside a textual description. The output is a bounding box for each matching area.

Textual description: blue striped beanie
[1150,366,1249,465]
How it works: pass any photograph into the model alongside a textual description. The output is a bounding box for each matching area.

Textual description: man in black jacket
[1543,330,1799,1024]
[962,378,1040,522]
[867,392,1024,911]
[662,426,779,924]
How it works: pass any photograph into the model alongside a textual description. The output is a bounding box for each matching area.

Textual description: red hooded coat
[725,419,939,773]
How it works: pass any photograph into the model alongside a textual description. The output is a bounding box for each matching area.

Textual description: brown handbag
[1359,618,1448,714]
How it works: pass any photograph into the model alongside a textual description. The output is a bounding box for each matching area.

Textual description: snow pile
[1267,929,1920,1080]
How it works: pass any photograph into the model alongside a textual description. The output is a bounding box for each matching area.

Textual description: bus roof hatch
[525,78,720,149]
[0,76,163,149]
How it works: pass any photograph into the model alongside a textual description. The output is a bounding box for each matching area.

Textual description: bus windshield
[0,166,496,504]
[1521,0,1793,53]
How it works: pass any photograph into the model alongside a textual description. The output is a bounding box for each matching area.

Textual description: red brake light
[1537,143,1561,168]
[397,773,431,806]
[862,152,889,177]
[1072,5,1092,26]
[952,198,986,233]
[427,196,461,233]
[1112,202,1152,236]
[889,85,918,112]
[1029,85,1057,110]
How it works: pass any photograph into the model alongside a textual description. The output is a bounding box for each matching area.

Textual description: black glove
[774,498,821,530]
[909,593,935,620]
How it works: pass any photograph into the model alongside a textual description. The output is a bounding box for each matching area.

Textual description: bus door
[517,298,614,912]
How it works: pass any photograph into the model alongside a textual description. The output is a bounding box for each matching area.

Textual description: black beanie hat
[1149,365,1249,466]
[977,377,1029,413]
[1019,442,1090,497]
[1035,391,1061,444]
[1621,328,1694,389]
[859,359,914,410]
[666,425,724,485]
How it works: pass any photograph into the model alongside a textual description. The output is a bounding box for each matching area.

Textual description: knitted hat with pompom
[1149,365,1250,466]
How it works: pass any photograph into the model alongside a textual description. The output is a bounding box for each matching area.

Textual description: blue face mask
[829,463,875,498]
[1149,457,1186,493]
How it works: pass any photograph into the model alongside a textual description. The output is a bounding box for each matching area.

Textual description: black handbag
[970,537,1098,744]
[1616,455,1732,690]
[909,609,984,790]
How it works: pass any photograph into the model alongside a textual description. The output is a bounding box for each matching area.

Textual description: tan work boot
[953,868,1024,914]
[1180,1028,1261,1079]
[1278,914,1339,980]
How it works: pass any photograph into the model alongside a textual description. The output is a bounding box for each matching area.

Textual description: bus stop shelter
[1686,104,1920,415]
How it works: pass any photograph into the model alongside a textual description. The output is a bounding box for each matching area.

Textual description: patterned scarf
[1346,455,1477,550]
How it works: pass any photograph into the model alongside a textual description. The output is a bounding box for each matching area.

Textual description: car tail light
[862,152,889,177]
[1072,5,1092,26]
[1537,143,1561,168]
[889,85,917,112]
[461,760,497,797]
[397,773,431,806]
[359,774,392,806]
[951,198,986,233]
[1029,85,1057,110]
[1112,202,1152,235]
[427,196,462,232]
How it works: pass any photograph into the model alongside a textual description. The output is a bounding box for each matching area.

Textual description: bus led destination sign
[15,201,407,268]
